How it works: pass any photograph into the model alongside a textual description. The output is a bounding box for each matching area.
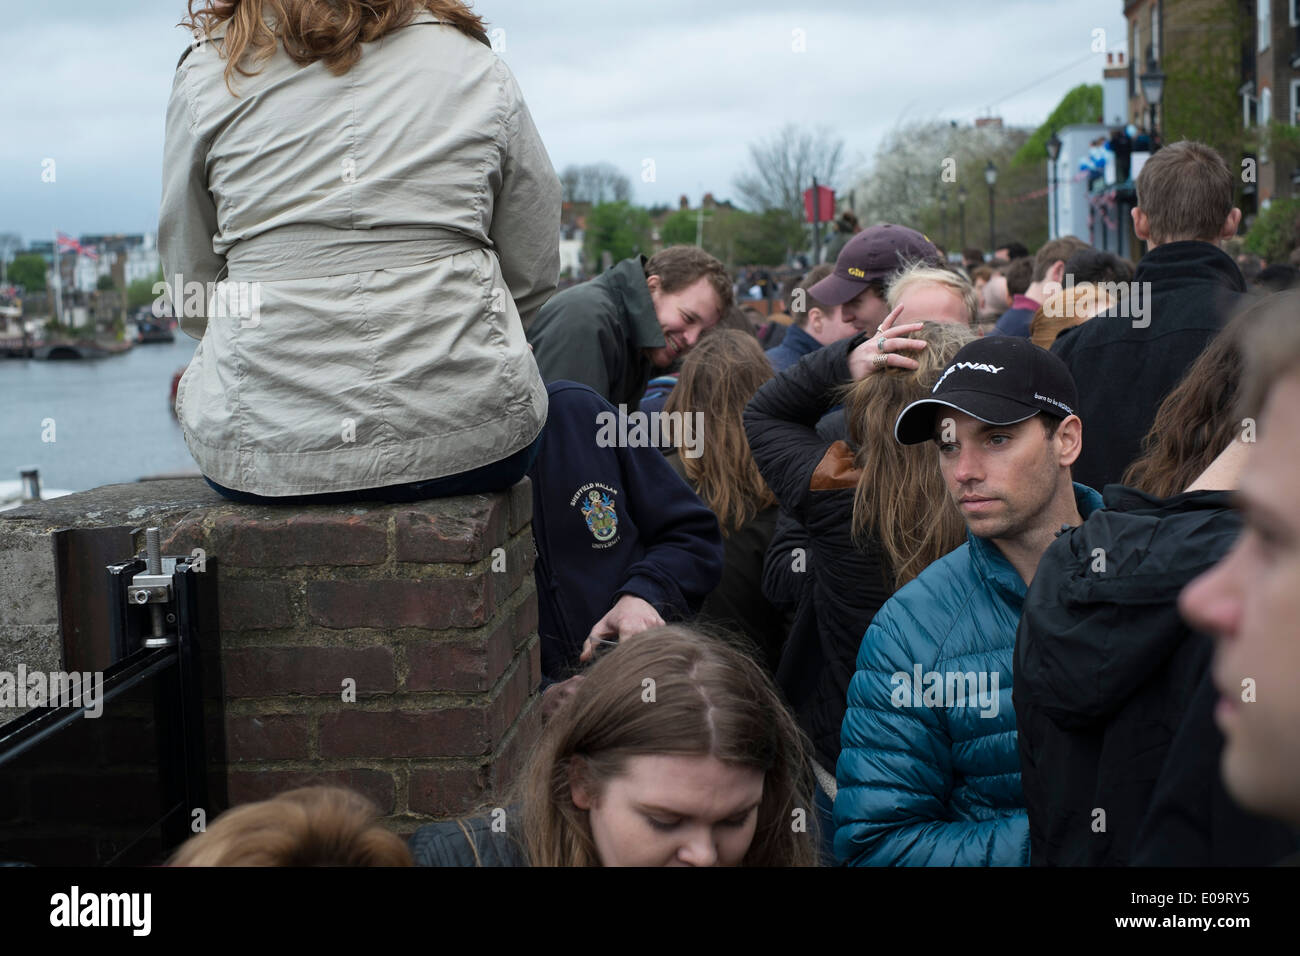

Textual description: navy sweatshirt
[528,382,724,681]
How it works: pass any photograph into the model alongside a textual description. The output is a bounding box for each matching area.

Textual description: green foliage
[8,253,47,292]
[96,274,116,291]
[1242,198,1300,262]
[733,209,803,266]
[583,201,653,268]
[1013,85,1102,168]
[127,266,165,310]
[659,209,698,247]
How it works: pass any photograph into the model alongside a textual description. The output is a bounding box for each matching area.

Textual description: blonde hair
[664,330,777,534]
[518,626,817,867]
[886,263,978,325]
[843,321,976,587]
[168,786,413,866]
[1029,283,1114,350]
[181,0,488,94]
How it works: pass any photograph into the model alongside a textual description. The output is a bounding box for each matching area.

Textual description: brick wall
[0,477,541,839]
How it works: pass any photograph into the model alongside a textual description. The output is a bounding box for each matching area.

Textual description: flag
[56,231,98,260]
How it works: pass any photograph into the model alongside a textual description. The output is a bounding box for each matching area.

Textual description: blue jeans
[204,432,542,505]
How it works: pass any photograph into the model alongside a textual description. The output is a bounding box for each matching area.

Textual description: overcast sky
[0,0,1127,244]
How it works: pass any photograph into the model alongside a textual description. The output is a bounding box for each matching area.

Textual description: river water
[1,334,199,494]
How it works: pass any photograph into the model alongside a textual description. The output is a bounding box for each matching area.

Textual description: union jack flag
[55,231,98,260]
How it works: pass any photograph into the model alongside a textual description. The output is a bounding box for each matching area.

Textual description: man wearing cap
[810,223,942,332]
[834,337,1104,866]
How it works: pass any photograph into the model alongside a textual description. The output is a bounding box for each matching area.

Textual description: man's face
[571,753,764,866]
[807,303,858,345]
[936,411,1063,541]
[893,284,971,326]
[1180,376,1300,827]
[645,275,723,367]
[840,284,891,331]
[994,248,1012,263]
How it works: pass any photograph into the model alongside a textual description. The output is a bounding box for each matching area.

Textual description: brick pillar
[162,480,539,834]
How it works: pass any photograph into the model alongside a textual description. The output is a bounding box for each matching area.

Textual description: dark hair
[1004,256,1034,297]
[645,245,735,315]
[1031,236,1090,283]
[1252,264,1300,294]
[1123,305,1255,496]
[998,241,1029,260]
[1063,248,1134,285]
[788,264,834,328]
[963,247,985,264]
[715,305,758,335]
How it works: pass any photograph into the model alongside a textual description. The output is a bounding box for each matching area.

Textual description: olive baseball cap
[809,223,941,305]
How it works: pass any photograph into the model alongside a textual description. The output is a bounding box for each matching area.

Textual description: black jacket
[1051,242,1246,490]
[1130,668,1300,866]
[527,256,663,410]
[529,382,724,681]
[667,452,785,672]
[409,814,528,866]
[1015,486,1246,866]
[744,338,893,771]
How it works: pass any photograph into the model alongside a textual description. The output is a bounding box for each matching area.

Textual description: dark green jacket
[526,256,665,409]
[409,813,528,867]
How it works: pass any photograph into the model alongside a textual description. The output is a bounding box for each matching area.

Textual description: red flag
[802,185,835,223]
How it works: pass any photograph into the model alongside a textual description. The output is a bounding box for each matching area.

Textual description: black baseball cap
[894,336,1079,445]
[809,224,941,305]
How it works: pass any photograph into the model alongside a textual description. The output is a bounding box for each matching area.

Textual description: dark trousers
[204,433,542,505]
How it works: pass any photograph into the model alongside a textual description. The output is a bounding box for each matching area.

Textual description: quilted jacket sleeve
[834,595,1029,866]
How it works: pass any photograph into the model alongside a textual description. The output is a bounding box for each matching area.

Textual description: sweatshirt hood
[1016,487,1240,730]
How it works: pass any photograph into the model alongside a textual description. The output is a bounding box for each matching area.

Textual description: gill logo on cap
[932,361,1005,393]
[847,267,866,278]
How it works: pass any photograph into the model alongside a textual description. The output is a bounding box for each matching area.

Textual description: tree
[127,266,165,309]
[1013,85,1102,168]
[96,274,116,291]
[8,253,47,292]
[583,201,652,268]
[559,162,633,204]
[659,208,699,247]
[849,120,1043,251]
[733,208,803,266]
[733,123,844,223]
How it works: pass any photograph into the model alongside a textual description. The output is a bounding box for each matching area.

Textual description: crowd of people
[159,0,1300,867]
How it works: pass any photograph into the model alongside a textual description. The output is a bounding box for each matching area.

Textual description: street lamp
[958,185,968,250]
[1046,131,1062,239]
[985,161,998,253]
[1139,61,1165,145]
[939,191,949,249]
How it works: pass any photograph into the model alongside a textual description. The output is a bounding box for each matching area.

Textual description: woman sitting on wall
[162,0,559,502]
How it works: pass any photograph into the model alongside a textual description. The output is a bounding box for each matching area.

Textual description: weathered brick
[225,768,395,813]
[393,496,505,564]
[218,579,296,631]
[405,614,514,693]
[515,591,539,646]
[492,654,535,740]
[224,645,395,697]
[407,767,487,817]
[210,511,387,567]
[506,477,533,535]
[492,703,542,797]
[225,714,310,762]
[160,513,207,557]
[307,575,492,630]
[319,707,491,758]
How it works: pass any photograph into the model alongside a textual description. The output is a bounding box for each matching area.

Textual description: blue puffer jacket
[834,483,1104,866]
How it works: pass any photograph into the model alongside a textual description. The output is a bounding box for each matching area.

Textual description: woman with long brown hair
[409,626,818,866]
[163,1,558,502]
[744,307,973,863]
[662,330,783,669]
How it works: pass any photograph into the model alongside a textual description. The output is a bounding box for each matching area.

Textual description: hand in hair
[580,594,665,661]
[847,304,928,380]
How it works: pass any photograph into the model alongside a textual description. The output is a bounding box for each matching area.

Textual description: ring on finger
[873,351,888,368]
[877,334,887,352]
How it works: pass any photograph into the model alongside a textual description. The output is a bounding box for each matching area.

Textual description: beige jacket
[159,11,558,495]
